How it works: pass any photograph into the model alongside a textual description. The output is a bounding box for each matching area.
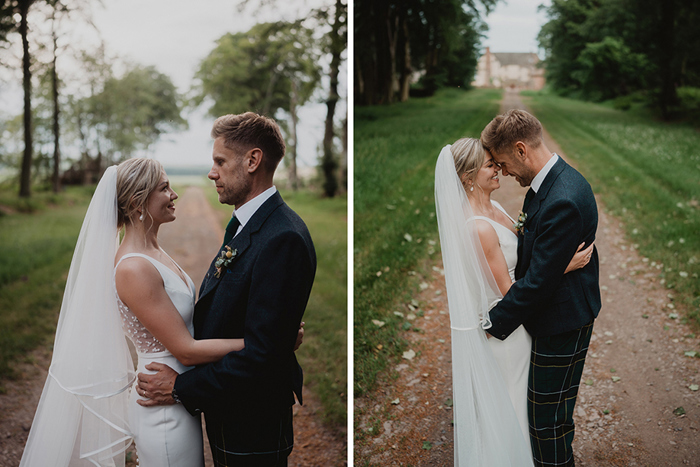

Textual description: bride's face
[473,157,500,194]
[144,171,178,225]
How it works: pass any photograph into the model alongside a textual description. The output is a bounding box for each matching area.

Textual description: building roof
[492,53,539,67]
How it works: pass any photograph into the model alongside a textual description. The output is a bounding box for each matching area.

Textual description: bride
[434,139,590,465]
[19,158,301,466]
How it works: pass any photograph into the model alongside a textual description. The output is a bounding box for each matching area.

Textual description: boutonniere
[514,211,528,235]
[214,245,238,277]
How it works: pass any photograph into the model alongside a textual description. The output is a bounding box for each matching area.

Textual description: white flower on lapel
[514,211,528,235]
[214,245,238,278]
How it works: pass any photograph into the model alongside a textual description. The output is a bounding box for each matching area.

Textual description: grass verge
[522,91,700,328]
[354,88,503,396]
[204,187,348,428]
[0,187,93,386]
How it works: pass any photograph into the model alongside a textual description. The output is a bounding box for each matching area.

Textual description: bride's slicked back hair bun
[451,138,486,188]
[116,158,163,228]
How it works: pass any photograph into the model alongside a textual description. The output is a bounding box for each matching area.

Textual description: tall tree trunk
[51,22,61,193]
[659,0,677,119]
[322,0,344,198]
[19,0,34,198]
[288,80,298,191]
[340,116,347,191]
[398,12,411,102]
[383,4,399,104]
[262,68,278,116]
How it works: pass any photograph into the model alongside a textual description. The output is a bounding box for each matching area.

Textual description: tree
[354,0,496,106]
[235,0,347,196]
[194,21,320,190]
[538,0,700,117]
[573,37,648,101]
[18,0,35,197]
[95,65,187,162]
[320,0,346,197]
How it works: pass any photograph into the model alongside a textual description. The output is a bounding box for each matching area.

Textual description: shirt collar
[531,154,558,193]
[232,186,277,230]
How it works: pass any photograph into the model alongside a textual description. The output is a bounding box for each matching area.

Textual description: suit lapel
[198,191,285,300]
[525,157,567,219]
[516,157,568,279]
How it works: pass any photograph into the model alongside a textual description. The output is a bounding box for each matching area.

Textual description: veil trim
[435,144,533,466]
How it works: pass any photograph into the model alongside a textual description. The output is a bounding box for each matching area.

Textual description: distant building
[472,48,545,90]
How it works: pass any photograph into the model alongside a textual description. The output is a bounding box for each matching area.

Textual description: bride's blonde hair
[450,138,486,189]
[116,158,163,228]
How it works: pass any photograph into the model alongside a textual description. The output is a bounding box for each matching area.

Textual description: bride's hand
[294,322,305,351]
[565,242,594,274]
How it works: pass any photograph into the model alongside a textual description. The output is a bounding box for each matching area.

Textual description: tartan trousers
[207,406,293,467]
[528,321,594,467]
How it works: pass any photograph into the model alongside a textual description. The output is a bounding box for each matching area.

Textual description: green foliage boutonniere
[514,211,528,235]
[214,245,238,278]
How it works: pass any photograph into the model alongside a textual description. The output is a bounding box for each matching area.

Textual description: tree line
[0,0,347,198]
[538,0,700,119]
[354,0,497,106]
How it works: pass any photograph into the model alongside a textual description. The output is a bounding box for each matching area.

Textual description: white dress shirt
[531,154,559,193]
[230,186,277,237]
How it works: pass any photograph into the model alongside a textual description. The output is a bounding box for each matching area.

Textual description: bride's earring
[470,185,474,192]
[139,212,144,222]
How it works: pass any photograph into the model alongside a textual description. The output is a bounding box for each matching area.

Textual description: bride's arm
[115,258,244,366]
[565,242,594,273]
[474,220,513,296]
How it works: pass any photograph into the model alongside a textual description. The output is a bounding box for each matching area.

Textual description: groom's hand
[136,362,178,407]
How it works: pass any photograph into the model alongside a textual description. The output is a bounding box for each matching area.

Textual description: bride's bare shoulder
[472,218,499,247]
[114,255,160,286]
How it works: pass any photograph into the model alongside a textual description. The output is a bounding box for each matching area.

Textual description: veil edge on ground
[20,166,135,467]
[434,145,533,466]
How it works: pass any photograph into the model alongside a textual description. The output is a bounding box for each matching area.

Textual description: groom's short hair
[481,109,543,156]
[211,112,286,173]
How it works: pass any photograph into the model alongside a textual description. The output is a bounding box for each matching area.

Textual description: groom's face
[491,146,536,188]
[209,137,252,207]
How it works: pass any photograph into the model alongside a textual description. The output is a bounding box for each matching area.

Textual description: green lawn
[0,187,93,386]
[354,88,503,395]
[523,91,700,327]
[204,186,348,428]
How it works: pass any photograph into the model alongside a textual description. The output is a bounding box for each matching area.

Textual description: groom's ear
[245,148,264,173]
[514,141,527,160]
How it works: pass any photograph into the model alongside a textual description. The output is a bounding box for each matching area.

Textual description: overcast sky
[482,0,551,55]
[88,0,335,169]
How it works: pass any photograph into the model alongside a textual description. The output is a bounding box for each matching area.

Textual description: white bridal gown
[115,253,205,467]
[471,201,533,452]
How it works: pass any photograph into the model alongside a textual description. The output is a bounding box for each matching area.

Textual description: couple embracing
[435,109,601,466]
[20,112,316,467]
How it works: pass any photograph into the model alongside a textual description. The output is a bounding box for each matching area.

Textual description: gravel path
[0,185,345,467]
[354,90,700,466]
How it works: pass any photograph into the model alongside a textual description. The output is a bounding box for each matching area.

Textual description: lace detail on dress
[114,253,170,354]
[117,295,167,353]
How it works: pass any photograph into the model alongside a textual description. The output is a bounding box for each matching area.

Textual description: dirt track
[354,89,700,466]
[0,185,345,467]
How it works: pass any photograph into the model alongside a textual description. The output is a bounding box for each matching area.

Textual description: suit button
[501,334,507,339]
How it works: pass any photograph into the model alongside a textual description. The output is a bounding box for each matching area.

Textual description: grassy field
[354,88,503,396]
[204,186,348,428]
[0,187,94,387]
[522,91,700,328]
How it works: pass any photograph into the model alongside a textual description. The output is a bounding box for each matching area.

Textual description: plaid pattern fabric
[207,407,293,467]
[528,321,594,467]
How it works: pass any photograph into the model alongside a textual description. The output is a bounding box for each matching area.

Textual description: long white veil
[435,145,533,466]
[20,166,135,467]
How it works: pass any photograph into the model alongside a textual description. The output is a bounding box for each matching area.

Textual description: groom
[481,109,600,467]
[137,112,316,466]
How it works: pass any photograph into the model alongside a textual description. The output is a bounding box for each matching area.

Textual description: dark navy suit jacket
[488,157,601,339]
[174,191,316,457]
